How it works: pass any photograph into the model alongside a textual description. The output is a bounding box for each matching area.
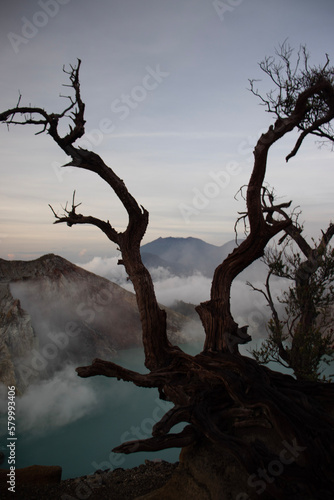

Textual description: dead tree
[1,46,334,498]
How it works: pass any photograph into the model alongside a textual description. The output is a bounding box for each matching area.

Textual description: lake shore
[0,460,178,499]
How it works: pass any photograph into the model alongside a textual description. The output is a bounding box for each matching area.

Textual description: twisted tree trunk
[1,58,334,499]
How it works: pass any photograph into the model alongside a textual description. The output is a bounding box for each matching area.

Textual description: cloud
[0,257,293,440]
[80,255,212,307]
[231,277,289,339]
[77,247,297,348]
[15,365,98,435]
[0,364,138,439]
[79,256,127,284]
[78,256,288,328]
[148,269,212,306]
[77,255,288,347]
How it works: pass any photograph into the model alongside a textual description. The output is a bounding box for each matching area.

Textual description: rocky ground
[0,460,179,500]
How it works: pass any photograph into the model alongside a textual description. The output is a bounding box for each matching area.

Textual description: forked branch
[0,59,85,151]
[249,42,334,161]
[1,54,334,496]
[0,60,173,371]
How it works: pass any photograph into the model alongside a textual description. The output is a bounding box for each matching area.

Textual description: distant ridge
[0,254,193,393]
[0,253,89,281]
[141,237,239,278]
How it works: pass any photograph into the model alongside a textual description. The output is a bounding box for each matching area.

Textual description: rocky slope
[0,254,193,393]
[0,282,37,390]
[0,460,179,500]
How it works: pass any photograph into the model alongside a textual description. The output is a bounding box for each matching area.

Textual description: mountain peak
[0,253,194,392]
[141,236,233,277]
[0,254,86,282]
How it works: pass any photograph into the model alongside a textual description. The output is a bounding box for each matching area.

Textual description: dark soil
[0,460,178,500]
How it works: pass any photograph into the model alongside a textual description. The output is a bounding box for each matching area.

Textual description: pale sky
[0,0,334,263]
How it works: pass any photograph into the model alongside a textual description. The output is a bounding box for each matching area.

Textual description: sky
[0,0,334,263]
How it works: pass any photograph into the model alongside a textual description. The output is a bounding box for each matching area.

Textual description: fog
[80,256,128,285]
[8,280,95,390]
[15,365,98,434]
[0,255,291,478]
[3,254,289,409]
[0,366,97,439]
[8,272,150,394]
[0,351,180,478]
[80,255,288,339]
[0,356,142,437]
[79,256,209,305]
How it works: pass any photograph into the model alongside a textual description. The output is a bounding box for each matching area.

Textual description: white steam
[150,271,212,306]
[80,256,127,284]
[16,365,98,434]
[80,257,212,306]
[79,255,288,339]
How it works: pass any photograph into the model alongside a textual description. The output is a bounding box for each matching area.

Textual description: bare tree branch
[2,53,334,496]
[0,60,174,371]
[0,59,85,150]
[249,43,334,162]
[112,426,197,454]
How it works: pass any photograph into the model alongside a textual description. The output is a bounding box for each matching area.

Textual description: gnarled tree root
[77,351,334,498]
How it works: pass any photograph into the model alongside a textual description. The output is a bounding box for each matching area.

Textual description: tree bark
[1,57,334,498]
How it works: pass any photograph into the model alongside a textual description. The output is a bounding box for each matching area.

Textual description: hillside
[141,236,236,277]
[0,254,192,393]
[141,236,266,282]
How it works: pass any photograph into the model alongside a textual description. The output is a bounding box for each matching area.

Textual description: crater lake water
[0,346,191,479]
[0,341,332,479]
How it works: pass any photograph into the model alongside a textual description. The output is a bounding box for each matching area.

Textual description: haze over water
[1,341,332,479]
